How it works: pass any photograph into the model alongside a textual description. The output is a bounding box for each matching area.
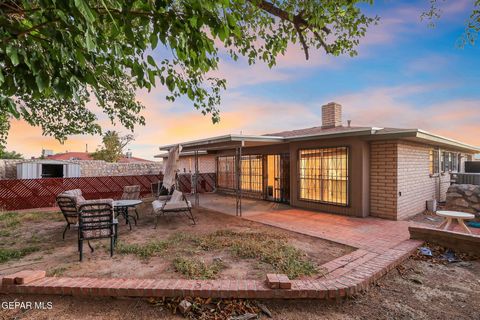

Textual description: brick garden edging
[409,225,480,255]
[0,239,421,299]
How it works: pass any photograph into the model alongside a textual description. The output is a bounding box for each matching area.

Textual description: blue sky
[8,0,480,159]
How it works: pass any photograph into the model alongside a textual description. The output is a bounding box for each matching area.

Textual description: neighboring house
[44,152,152,163]
[159,102,479,220]
[154,151,216,174]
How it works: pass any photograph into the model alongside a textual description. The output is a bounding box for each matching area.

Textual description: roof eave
[158,134,285,151]
[284,128,375,142]
[415,130,480,153]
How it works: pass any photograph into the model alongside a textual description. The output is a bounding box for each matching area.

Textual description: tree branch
[3,19,59,44]
[246,0,331,59]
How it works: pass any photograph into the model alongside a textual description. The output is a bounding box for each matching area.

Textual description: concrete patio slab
[195,193,412,254]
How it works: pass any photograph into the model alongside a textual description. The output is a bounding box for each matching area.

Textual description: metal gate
[265,154,290,203]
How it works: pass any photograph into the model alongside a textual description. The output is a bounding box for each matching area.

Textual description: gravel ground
[1,258,479,320]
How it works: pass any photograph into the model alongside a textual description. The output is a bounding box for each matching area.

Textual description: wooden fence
[0,173,216,211]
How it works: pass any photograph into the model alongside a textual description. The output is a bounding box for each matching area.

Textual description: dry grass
[194,230,319,279]
[0,211,61,264]
[172,257,225,280]
[115,229,319,279]
[116,240,169,260]
[0,247,39,263]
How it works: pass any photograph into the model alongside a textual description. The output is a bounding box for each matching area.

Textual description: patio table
[436,210,475,234]
[113,199,142,230]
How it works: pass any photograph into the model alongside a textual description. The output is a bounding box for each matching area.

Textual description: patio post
[194,150,199,207]
[239,142,243,217]
[235,147,239,216]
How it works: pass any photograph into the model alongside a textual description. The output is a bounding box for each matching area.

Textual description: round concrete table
[436,210,475,234]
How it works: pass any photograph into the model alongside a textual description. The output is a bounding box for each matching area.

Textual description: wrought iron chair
[56,189,85,239]
[121,185,141,220]
[77,200,117,262]
[152,190,196,228]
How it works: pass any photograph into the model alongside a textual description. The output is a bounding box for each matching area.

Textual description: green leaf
[147,55,156,67]
[74,0,96,23]
[35,72,49,92]
[189,16,198,28]
[6,46,19,66]
[85,32,95,51]
[75,50,86,67]
[150,33,159,49]
[0,69,4,86]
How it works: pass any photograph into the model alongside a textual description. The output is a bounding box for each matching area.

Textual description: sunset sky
[6,0,480,160]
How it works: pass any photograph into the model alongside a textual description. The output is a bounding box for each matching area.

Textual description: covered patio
[160,134,287,217]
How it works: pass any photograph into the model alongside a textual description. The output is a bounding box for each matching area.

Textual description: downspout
[437,148,441,202]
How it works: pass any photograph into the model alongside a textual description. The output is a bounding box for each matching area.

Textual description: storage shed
[16,160,81,179]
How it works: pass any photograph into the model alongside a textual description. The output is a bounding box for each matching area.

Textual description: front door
[266,154,290,203]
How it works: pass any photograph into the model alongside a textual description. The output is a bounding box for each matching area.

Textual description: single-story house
[159,102,480,220]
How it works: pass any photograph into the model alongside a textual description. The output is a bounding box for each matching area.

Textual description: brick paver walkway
[245,209,411,254]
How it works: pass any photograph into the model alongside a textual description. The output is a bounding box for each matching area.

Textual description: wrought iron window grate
[299,147,349,206]
[216,155,263,193]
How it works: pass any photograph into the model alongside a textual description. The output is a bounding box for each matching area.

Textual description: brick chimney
[322,102,342,128]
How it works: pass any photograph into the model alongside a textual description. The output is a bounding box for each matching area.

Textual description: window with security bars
[216,155,263,192]
[240,155,263,192]
[217,156,236,189]
[429,149,439,175]
[299,147,349,205]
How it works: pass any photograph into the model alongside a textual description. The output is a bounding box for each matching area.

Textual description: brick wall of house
[370,141,398,219]
[370,140,460,220]
[397,142,440,220]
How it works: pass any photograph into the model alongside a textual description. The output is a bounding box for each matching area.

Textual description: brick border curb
[0,239,421,299]
[409,225,480,255]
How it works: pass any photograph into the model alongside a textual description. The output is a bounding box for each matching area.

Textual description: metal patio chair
[56,189,86,239]
[77,200,118,262]
[121,185,141,220]
[152,190,196,228]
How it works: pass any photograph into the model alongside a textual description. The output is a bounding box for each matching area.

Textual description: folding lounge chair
[151,190,196,228]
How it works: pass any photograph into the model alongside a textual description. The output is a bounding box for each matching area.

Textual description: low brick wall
[445,184,480,217]
[0,240,421,300]
[409,225,480,255]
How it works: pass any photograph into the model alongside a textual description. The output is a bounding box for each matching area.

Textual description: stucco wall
[288,137,370,218]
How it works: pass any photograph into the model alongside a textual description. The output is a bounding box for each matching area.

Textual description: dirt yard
[0,205,352,281]
[1,257,479,320]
